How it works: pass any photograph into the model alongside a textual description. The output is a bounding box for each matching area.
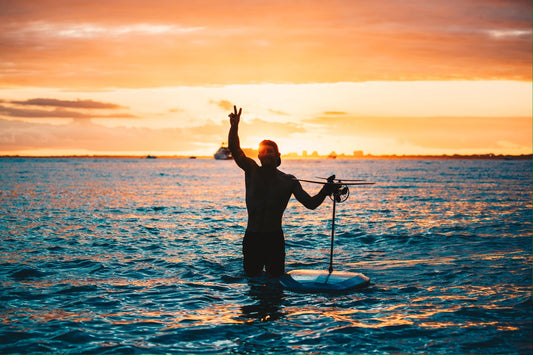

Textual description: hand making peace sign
[229,105,242,126]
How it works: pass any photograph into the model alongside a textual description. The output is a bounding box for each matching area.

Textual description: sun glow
[0,1,531,157]
[1,81,531,157]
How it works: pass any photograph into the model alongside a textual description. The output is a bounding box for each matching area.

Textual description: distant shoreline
[1,154,531,160]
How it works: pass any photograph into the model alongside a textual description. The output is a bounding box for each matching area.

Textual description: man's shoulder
[277,169,297,182]
[238,155,260,172]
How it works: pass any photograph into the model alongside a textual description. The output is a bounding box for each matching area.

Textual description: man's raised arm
[228,105,255,171]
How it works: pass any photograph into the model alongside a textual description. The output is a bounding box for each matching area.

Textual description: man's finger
[238,108,242,117]
[233,105,237,115]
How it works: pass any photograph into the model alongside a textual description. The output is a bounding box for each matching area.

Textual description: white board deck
[280,269,370,293]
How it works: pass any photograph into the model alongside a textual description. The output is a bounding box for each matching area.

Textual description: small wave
[1,158,531,355]
[51,329,96,344]
[56,284,98,294]
[10,267,46,280]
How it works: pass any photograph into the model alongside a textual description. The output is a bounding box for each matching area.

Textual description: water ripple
[0,158,531,354]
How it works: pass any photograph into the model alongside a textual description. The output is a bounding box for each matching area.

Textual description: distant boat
[214,144,233,160]
[146,155,157,159]
[328,152,337,159]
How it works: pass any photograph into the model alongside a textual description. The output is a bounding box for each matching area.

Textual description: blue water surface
[0,157,531,354]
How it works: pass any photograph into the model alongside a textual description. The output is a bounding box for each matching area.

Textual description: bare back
[244,163,295,232]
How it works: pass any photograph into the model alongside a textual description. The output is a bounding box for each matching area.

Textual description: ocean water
[0,157,531,354]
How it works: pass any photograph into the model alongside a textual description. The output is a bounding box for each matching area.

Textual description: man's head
[258,139,281,167]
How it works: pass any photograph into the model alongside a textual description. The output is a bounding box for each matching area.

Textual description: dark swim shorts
[242,230,285,277]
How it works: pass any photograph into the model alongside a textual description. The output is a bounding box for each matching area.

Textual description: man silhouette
[228,105,339,277]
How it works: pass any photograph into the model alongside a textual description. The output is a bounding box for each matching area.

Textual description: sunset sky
[1,0,531,156]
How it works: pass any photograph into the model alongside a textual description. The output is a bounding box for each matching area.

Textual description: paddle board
[280,269,370,293]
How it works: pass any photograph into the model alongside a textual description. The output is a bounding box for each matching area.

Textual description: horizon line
[1,153,531,160]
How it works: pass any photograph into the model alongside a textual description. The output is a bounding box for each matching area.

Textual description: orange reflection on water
[7,276,234,301]
[347,256,456,270]
[1,297,521,333]
[1,302,246,328]
[418,320,519,331]
[22,308,95,324]
[286,306,414,329]
[163,303,245,329]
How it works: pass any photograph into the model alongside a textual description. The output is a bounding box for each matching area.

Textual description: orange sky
[0,0,531,156]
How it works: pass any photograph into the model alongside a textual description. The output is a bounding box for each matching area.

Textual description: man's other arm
[292,180,337,210]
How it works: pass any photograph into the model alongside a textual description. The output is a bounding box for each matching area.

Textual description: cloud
[305,115,532,150]
[0,97,135,119]
[268,109,289,116]
[323,111,347,116]
[0,0,530,87]
[52,23,203,39]
[0,118,224,152]
[210,100,234,111]
[239,118,306,138]
[10,98,125,109]
[0,105,136,119]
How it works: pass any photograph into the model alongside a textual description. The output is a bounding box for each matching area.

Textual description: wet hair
[259,139,281,167]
